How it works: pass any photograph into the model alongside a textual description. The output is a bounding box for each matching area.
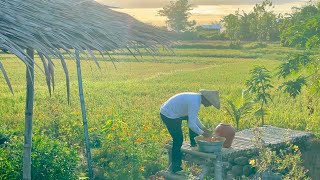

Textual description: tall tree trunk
[75,50,93,179]
[23,49,34,180]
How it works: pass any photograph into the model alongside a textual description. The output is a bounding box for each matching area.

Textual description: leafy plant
[279,2,320,49]
[0,131,78,180]
[246,66,273,126]
[277,52,320,98]
[221,0,280,42]
[250,128,310,179]
[92,116,166,179]
[225,95,254,130]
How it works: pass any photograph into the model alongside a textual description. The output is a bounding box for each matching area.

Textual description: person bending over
[160,89,220,173]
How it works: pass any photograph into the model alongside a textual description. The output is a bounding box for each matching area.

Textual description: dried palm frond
[0,0,173,98]
[0,61,13,94]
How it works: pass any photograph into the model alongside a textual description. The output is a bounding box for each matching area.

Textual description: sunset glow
[96,0,310,26]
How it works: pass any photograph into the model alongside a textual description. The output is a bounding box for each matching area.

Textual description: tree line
[159,0,320,47]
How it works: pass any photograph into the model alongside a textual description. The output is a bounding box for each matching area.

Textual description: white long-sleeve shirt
[160,93,205,135]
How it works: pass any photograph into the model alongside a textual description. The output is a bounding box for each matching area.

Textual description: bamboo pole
[23,49,34,180]
[75,50,93,180]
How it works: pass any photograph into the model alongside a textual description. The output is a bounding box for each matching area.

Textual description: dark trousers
[160,113,199,170]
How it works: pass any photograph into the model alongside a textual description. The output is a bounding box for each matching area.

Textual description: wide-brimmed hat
[200,89,220,109]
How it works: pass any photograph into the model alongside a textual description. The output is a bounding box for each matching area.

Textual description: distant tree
[158,0,196,32]
[221,12,241,42]
[222,0,280,42]
[280,2,320,48]
[238,11,256,41]
[251,0,280,42]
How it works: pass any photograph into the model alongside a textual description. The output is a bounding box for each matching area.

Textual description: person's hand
[203,128,213,135]
[202,131,212,138]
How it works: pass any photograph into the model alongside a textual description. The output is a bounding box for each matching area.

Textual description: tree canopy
[158,0,196,32]
[280,2,320,49]
[222,0,280,42]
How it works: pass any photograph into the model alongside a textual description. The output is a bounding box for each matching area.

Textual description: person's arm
[196,117,205,129]
[187,100,204,135]
[197,120,213,137]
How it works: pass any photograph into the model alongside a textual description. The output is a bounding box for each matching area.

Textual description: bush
[0,131,78,180]
[92,118,165,179]
[250,128,310,179]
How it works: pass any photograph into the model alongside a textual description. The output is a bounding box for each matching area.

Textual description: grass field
[0,41,319,178]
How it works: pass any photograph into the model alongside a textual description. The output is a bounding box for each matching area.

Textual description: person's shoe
[168,163,183,173]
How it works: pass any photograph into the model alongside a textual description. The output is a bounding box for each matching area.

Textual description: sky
[96,0,311,26]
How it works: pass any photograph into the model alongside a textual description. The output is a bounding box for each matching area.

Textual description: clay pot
[215,123,236,148]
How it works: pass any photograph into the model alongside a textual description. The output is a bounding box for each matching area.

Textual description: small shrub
[250,128,310,179]
[0,130,78,180]
[92,117,165,179]
[246,66,273,126]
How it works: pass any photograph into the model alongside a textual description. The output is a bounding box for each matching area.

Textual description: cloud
[96,0,309,8]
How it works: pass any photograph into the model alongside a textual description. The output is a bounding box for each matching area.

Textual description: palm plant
[225,95,254,130]
[0,1,172,179]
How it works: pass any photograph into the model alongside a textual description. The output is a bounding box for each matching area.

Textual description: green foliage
[277,144,310,180]
[277,52,320,98]
[222,0,280,42]
[225,95,253,130]
[279,77,307,98]
[31,136,79,180]
[92,116,166,179]
[278,2,320,98]
[0,133,22,180]
[246,66,273,126]
[251,129,310,179]
[222,13,241,41]
[280,2,320,49]
[192,26,225,41]
[158,0,196,32]
[252,0,279,42]
[0,130,78,180]
[277,53,312,79]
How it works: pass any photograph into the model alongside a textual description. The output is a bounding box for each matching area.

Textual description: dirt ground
[302,139,320,179]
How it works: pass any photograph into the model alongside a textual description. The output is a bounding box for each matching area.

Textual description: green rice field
[0,41,319,178]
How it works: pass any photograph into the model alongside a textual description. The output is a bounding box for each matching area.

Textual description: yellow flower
[139,166,145,172]
[135,137,144,143]
[249,159,256,166]
[293,145,299,152]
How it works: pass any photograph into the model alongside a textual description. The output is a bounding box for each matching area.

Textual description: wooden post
[75,50,93,180]
[23,49,34,180]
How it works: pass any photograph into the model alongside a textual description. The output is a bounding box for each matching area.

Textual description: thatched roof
[0,0,172,97]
